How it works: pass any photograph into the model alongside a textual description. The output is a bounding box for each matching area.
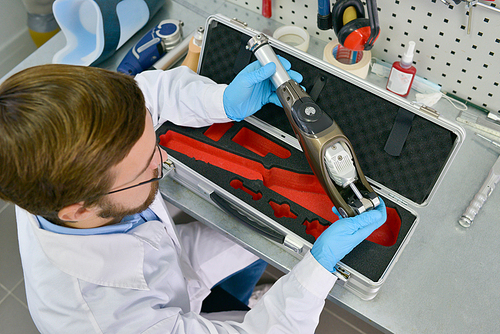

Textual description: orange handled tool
[262,0,272,18]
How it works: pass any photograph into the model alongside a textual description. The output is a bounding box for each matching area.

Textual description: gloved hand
[311,199,387,273]
[223,56,303,121]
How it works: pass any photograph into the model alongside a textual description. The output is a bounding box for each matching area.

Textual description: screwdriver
[458,133,500,227]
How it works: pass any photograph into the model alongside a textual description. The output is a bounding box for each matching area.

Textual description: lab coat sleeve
[218,252,338,334]
[134,67,232,128]
[145,252,337,334]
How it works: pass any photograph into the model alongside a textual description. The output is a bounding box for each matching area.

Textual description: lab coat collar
[28,193,178,290]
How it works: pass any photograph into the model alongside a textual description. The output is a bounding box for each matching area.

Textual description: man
[0,60,386,333]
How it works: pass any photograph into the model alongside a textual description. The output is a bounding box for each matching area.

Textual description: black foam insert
[157,119,414,282]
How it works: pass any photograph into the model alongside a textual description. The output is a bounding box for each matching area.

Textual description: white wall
[0,0,37,78]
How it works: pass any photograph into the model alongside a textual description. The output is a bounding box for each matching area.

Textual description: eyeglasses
[106,144,164,195]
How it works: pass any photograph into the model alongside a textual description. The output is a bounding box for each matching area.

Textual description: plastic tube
[317,0,332,30]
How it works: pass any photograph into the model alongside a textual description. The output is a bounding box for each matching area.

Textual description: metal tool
[457,109,500,138]
[152,31,194,71]
[465,0,474,34]
[475,0,500,13]
[458,133,500,227]
[468,0,500,34]
[448,0,498,34]
[117,19,183,76]
[246,33,380,217]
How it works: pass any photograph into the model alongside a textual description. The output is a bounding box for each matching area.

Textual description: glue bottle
[386,41,417,97]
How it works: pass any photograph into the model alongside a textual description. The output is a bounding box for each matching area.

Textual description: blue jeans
[213,259,268,305]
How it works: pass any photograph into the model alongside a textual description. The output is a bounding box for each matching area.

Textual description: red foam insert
[204,122,234,141]
[232,127,291,159]
[159,130,401,247]
[367,207,401,247]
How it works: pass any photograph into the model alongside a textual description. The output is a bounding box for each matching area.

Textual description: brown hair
[0,64,146,223]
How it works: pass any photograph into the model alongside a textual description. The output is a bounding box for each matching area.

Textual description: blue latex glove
[223,56,303,121]
[311,199,387,273]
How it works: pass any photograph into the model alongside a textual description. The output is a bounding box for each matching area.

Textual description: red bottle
[386,41,417,97]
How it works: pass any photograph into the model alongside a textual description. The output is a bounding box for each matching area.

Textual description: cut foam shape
[303,219,330,240]
[232,127,292,159]
[269,201,297,219]
[230,179,263,200]
[303,207,402,247]
[204,122,234,142]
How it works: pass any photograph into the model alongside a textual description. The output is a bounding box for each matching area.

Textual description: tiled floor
[0,200,383,334]
[0,200,39,333]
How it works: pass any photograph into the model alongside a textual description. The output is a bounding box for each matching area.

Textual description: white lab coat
[16,67,337,333]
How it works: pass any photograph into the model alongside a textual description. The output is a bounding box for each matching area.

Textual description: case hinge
[230,18,248,28]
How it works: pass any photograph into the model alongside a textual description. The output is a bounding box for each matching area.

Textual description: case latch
[283,235,305,254]
[334,265,351,281]
[162,159,175,177]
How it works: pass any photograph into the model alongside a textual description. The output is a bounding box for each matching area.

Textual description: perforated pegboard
[226,0,500,112]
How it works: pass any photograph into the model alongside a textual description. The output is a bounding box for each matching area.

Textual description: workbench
[2,1,499,332]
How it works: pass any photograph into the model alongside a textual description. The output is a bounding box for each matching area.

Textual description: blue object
[311,199,387,273]
[214,259,268,305]
[223,56,303,121]
[318,0,331,16]
[317,0,332,30]
[117,20,181,76]
[92,0,164,66]
[53,0,164,66]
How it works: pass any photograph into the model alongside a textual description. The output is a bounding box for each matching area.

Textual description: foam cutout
[159,130,401,248]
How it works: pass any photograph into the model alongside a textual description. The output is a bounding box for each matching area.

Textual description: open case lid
[157,14,465,288]
[197,14,465,208]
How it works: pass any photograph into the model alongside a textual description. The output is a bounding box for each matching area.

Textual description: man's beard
[97,170,160,224]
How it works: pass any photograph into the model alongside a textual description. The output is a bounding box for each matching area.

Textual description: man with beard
[0,61,386,333]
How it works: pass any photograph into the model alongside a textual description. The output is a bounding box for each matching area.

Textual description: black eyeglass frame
[106,144,164,195]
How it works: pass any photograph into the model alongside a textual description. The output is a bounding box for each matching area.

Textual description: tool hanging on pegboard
[439,0,498,34]
[262,0,272,18]
[317,0,380,51]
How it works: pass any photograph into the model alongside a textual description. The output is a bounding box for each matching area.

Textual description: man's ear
[58,202,97,222]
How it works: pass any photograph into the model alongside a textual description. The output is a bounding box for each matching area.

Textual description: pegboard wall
[225,0,500,112]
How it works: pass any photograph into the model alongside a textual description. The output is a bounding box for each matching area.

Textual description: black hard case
[157,14,464,300]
